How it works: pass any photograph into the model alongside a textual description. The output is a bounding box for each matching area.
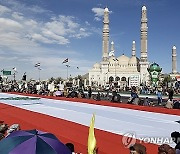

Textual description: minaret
[102,7,109,61]
[140,6,148,61]
[139,6,149,85]
[172,45,177,74]
[132,40,136,56]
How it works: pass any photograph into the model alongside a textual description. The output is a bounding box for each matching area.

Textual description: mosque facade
[89,6,178,88]
[89,6,150,88]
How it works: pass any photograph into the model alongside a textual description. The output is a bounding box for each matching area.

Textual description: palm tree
[163,75,172,88]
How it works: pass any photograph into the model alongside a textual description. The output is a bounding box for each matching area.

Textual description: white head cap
[111,41,114,45]
[133,40,135,44]
[142,6,147,11]
[104,7,109,12]
[173,45,176,50]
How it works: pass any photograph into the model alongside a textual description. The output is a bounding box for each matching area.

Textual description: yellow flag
[88,113,96,154]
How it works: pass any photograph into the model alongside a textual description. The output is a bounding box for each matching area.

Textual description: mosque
[88,6,178,88]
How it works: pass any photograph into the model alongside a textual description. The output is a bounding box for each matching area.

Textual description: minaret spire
[172,45,177,74]
[109,41,115,57]
[132,40,136,56]
[102,7,110,61]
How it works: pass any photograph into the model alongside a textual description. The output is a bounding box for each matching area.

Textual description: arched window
[109,76,114,82]
[115,76,120,81]
[121,77,126,81]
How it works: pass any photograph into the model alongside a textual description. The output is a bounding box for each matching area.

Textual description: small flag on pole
[35,63,40,67]
[62,58,68,64]
[66,65,70,68]
[12,67,17,71]
[88,113,96,154]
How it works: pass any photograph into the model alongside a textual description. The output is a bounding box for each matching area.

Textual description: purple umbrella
[0,129,71,154]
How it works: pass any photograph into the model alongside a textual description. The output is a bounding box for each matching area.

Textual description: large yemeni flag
[0,93,179,154]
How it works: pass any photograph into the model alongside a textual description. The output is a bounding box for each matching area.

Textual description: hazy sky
[0,0,179,80]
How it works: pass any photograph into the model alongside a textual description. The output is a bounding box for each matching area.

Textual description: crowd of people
[0,79,180,153]
[0,121,81,153]
[1,120,180,153]
[0,79,180,109]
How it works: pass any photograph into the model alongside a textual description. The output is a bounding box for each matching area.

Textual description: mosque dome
[148,63,162,72]
[117,54,130,64]
[93,63,100,69]
[129,56,139,65]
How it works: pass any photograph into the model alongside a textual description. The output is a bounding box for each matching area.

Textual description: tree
[55,77,63,84]
[49,77,55,83]
[163,75,172,88]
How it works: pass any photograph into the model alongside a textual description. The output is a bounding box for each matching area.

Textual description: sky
[0,0,179,81]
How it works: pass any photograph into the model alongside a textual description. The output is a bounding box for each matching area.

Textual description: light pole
[113,58,118,81]
[12,67,17,82]
[38,67,41,82]
[105,72,108,84]
[66,65,70,80]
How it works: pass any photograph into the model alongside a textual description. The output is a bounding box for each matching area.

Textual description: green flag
[3,71,11,75]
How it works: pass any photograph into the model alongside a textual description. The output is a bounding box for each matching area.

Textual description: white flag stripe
[0,93,179,148]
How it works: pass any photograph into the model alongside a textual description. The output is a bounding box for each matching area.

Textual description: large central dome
[117,54,130,64]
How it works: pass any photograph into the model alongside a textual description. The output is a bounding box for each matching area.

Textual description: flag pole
[38,67,41,82]
[66,65,70,80]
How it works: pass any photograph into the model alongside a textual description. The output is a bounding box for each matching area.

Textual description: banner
[3,71,11,75]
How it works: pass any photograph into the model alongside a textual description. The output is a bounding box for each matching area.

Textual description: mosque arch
[115,76,120,81]
[109,76,114,82]
[121,77,126,81]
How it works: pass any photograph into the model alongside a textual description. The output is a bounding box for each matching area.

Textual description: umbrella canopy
[0,129,71,154]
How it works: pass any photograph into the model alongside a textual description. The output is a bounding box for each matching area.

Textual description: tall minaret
[172,45,177,74]
[140,6,148,61]
[132,40,136,56]
[139,6,149,85]
[102,7,109,61]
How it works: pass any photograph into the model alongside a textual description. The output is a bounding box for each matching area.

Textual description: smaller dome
[104,7,109,12]
[93,63,100,69]
[148,63,162,72]
[111,41,114,45]
[129,56,139,65]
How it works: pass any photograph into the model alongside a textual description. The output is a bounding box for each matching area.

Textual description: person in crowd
[173,100,180,109]
[171,131,180,152]
[111,87,117,102]
[158,144,176,154]
[0,132,4,141]
[0,123,8,135]
[165,99,173,109]
[129,143,146,154]
[67,89,78,98]
[88,86,92,99]
[157,90,162,105]
[144,97,150,106]
[65,143,82,154]
[95,92,101,101]
[128,87,139,104]
[168,88,174,101]
[6,124,20,136]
